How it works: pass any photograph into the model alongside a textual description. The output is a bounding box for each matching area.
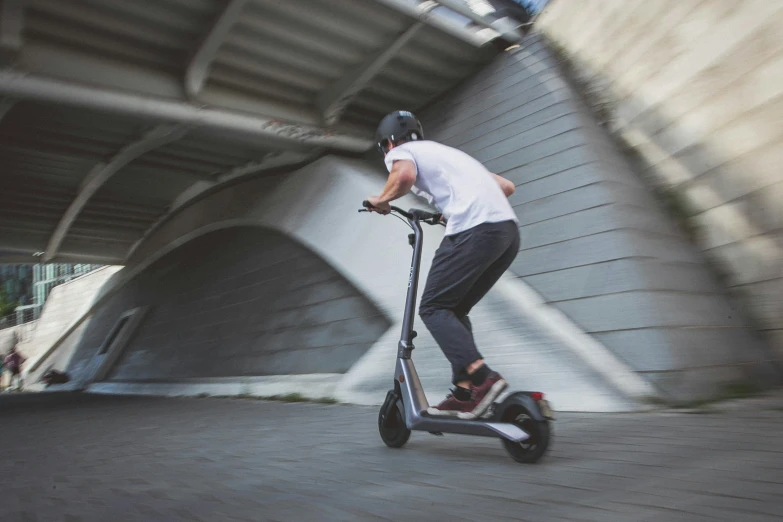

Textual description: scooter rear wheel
[378,400,411,448]
[499,404,551,463]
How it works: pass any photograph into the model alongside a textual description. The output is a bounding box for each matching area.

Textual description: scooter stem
[398,218,423,359]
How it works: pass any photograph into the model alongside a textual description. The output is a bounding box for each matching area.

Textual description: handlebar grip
[362,200,373,209]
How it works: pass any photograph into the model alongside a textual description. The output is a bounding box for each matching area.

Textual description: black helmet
[375,110,424,154]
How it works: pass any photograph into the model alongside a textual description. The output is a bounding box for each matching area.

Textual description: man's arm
[367,159,417,213]
[492,173,515,197]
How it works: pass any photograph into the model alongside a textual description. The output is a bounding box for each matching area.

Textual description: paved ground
[2,392,783,521]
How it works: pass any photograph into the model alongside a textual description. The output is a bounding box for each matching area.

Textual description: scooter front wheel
[378,397,411,448]
[498,403,551,463]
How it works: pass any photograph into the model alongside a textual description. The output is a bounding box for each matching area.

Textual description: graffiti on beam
[260,120,340,143]
[261,120,336,141]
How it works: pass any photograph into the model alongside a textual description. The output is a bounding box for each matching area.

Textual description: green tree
[0,287,18,318]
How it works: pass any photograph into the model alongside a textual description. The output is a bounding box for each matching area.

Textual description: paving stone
[1,392,782,521]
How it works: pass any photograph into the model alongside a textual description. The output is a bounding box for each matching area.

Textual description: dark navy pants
[419,220,520,385]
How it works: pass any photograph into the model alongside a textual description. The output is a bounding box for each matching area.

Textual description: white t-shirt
[384,140,518,236]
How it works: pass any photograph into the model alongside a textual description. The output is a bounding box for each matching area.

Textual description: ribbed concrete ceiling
[0,0,525,264]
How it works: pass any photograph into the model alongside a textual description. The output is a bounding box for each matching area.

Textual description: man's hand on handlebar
[365,196,391,215]
[429,214,446,226]
[360,199,446,226]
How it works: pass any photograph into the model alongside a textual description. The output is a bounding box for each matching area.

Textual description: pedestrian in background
[4,345,25,391]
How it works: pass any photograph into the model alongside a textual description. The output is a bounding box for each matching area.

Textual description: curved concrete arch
[68,221,391,392]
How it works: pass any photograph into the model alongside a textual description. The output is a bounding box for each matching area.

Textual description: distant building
[488,0,535,22]
[0,265,33,306]
[32,264,103,315]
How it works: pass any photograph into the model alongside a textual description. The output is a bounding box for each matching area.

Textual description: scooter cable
[391,212,414,231]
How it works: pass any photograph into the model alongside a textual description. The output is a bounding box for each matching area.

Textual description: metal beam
[374,0,494,47]
[0,0,24,64]
[42,124,188,262]
[0,71,374,152]
[319,23,423,126]
[185,0,248,99]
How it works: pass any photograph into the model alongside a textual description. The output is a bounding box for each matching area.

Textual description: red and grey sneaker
[426,391,473,417]
[459,372,507,419]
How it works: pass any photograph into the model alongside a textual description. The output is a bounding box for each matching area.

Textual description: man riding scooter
[366,110,519,420]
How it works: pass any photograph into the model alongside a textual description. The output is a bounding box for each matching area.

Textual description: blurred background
[2,1,783,520]
[1,0,780,408]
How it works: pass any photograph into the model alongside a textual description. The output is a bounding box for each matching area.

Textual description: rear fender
[493,391,552,422]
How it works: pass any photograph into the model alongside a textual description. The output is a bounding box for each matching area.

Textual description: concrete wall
[537,0,783,364]
[0,326,19,355]
[4,266,120,389]
[18,266,121,365]
[66,226,389,382]
[0,267,118,388]
[420,32,776,398]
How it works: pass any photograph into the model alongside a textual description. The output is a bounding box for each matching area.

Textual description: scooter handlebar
[360,200,444,225]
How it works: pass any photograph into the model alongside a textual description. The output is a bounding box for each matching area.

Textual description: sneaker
[426,391,473,417]
[459,371,507,419]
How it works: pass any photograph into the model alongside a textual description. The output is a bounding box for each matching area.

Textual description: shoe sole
[426,407,461,417]
[457,379,508,420]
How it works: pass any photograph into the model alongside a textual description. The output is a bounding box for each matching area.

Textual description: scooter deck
[409,411,529,442]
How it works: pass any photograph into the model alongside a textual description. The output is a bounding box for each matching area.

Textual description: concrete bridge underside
[2,2,778,409]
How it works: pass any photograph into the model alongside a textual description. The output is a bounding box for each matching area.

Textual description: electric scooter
[360,201,554,463]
